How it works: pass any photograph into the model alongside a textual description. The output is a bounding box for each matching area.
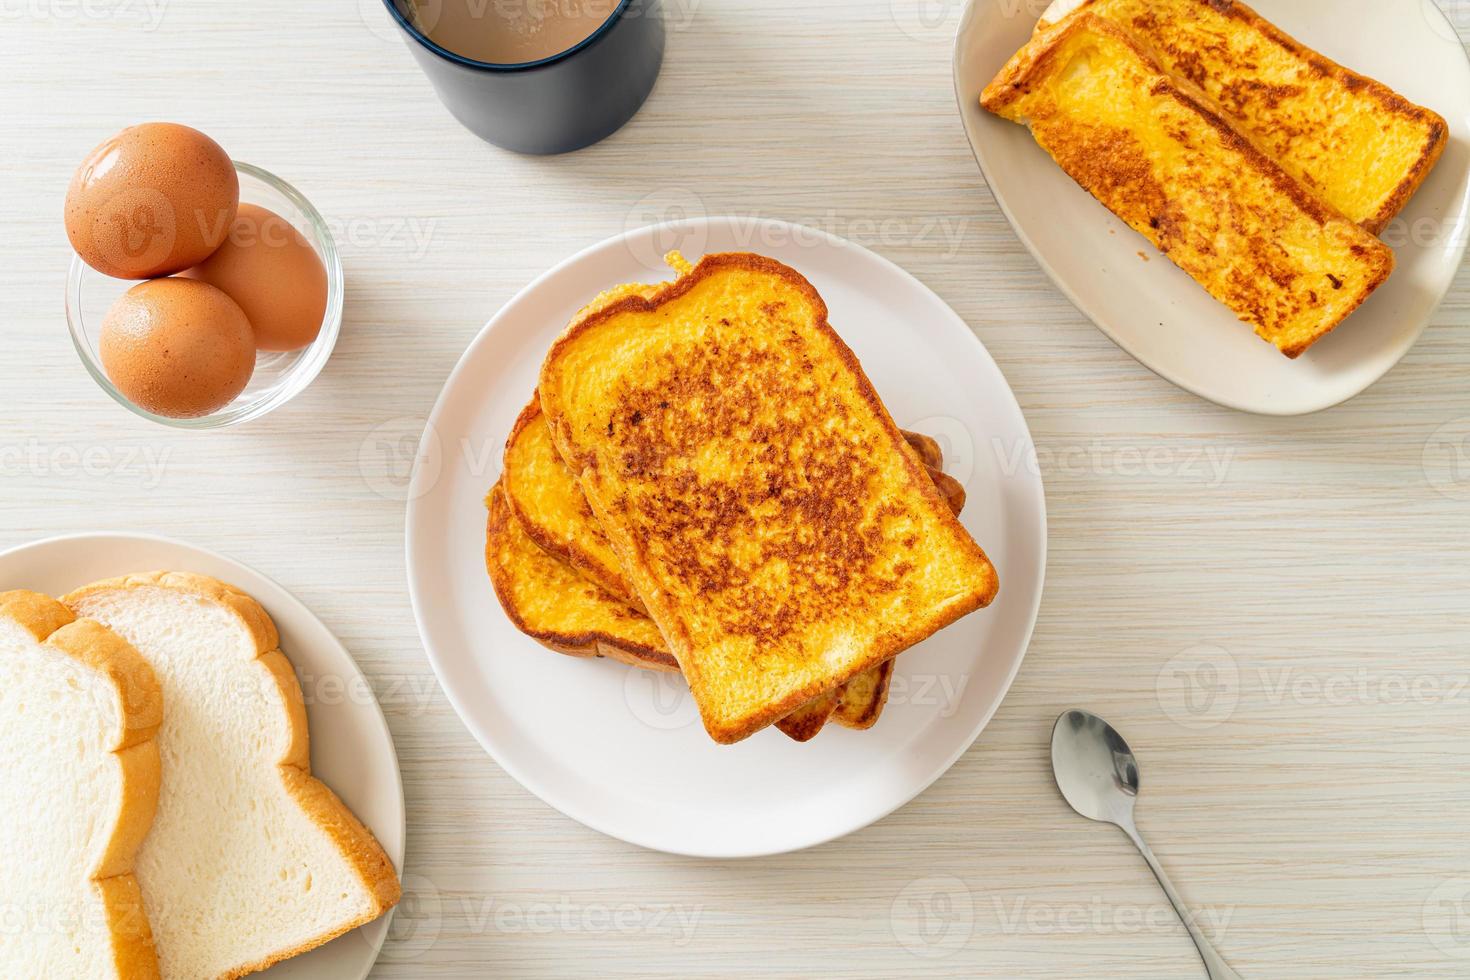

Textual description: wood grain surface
[2,1,1468,976]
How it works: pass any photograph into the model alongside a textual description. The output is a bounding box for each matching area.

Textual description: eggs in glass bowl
[65,124,342,428]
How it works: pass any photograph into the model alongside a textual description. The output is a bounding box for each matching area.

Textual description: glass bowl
[65,161,343,429]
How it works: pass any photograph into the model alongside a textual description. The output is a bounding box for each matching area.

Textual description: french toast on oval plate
[1036,0,1447,234]
[982,14,1396,357]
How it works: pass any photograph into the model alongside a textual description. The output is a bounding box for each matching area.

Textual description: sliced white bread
[0,589,163,979]
[65,572,401,980]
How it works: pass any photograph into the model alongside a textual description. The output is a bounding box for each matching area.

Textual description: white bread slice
[65,572,401,979]
[0,590,162,979]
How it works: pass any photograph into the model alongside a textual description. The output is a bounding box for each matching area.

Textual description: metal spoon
[1050,709,1243,980]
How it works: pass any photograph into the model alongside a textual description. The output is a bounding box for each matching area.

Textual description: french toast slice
[502,398,646,613]
[503,396,965,612]
[982,15,1396,358]
[1038,0,1448,233]
[491,429,965,739]
[486,484,909,737]
[486,483,679,673]
[501,396,960,741]
[538,252,998,744]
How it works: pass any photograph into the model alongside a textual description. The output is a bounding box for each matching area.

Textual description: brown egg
[180,203,328,351]
[65,123,239,279]
[99,278,256,419]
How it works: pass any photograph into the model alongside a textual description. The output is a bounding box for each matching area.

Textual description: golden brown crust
[1208,0,1448,233]
[485,484,680,672]
[982,14,1396,358]
[509,393,955,614]
[925,466,967,516]
[62,573,401,975]
[774,692,839,742]
[1038,0,1447,233]
[0,589,163,980]
[984,16,1336,225]
[832,657,896,731]
[501,397,956,739]
[905,431,944,470]
[491,438,969,739]
[502,397,647,612]
[540,253,998,743]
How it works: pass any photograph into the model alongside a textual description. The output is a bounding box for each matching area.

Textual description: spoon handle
[1124,824,1243,980]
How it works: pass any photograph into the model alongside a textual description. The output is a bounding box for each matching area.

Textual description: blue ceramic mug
[381,0,665,155]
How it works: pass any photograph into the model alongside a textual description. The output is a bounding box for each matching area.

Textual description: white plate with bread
[0,532,403,978]
[955,0,1470,415]
[405,217,1047,858]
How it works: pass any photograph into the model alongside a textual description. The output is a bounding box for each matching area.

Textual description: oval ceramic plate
[954,0,1470,415]
[405,217,1047,858]
[0,532,404,980]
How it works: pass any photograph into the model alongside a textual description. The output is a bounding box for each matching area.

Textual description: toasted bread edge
[502,398,647,612]
[485,483,681,673]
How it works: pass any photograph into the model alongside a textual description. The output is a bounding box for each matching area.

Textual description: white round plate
[954,0,1470,415]
[405,217,1047,858]
[0,532,404,980]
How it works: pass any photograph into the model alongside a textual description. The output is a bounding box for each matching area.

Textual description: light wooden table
[4,1,1469,976]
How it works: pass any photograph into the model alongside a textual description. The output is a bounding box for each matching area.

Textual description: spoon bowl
[1051,708,1141,826]
[1050,709,1243,980]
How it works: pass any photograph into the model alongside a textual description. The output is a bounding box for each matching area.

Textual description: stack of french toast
[486,251,998,744]
[981,0,1447,358]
